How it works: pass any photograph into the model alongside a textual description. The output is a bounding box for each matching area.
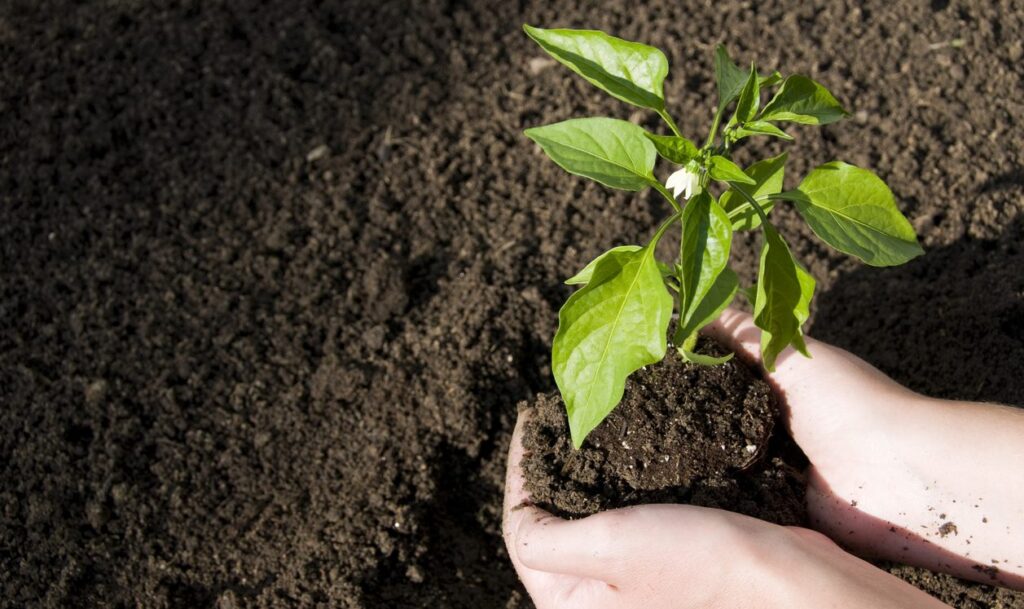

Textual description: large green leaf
[644,132,699,165]
[760,75,848,125]
[524,25,669,111]
[720,153,788,230]
[708,155,755,185]
[524,118,657,191]
[754,224,815,371]
[553,246,673,448]
[674,192,734,351]
[784,162,923,266]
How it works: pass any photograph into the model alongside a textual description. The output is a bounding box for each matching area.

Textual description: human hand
[503,410,947,609]
[707,308,1024,589]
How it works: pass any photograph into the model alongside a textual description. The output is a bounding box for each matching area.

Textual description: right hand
[707,308,1024,589]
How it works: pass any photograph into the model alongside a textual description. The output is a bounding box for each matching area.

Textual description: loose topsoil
[2,1,1023,608]
[522,336,807,524]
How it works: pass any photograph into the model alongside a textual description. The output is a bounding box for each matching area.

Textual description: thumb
[503,410,624,583]
[704,307,917,443]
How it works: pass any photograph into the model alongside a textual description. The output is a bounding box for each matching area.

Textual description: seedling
[523,25,923,448]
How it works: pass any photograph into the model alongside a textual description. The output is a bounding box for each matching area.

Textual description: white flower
[665,164,703,200]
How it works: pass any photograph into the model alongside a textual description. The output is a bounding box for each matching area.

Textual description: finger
[704,307,823,387]
[704,308,916,453]
[502,410,624,583]
[704,307,763,365]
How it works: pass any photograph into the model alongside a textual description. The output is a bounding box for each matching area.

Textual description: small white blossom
[665,164,703,200]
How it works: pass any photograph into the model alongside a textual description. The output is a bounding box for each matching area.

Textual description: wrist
[761,527,948,609]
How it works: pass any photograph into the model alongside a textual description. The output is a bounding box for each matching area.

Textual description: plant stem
[704,106,726,148]
[652,181,681,212]
[647,210,683,249]
[657,109,683,138]
[730,184,772,226]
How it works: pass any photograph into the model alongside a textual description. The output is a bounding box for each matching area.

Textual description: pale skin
[503,308,1024,608]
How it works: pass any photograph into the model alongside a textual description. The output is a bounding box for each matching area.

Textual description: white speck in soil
[306,144,329,162]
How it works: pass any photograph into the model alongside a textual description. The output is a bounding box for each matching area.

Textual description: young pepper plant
[522,25,924,448]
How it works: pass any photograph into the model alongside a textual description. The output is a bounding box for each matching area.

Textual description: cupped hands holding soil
[520,334,807,524]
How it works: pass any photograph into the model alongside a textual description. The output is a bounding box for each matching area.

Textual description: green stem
[657,109,683,138]
[647,210,683,249]
[652,181,681,212]
[704,106,726,148]
[730,184,771,226]
[764,191,803,202]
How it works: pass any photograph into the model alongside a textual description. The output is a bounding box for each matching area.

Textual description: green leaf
[680,345,735,365]
[760,75,849,125]
[553,246,673,448]
[731,120,793,142]
[644,132,699,165]
[739,283,757,305]
[708,155,755,185]
[782,162,923,266]
[565,245,641,285]
[733,62,760,124]
[714,46,780,112]
[674,192,734,348]
[524,24,669,111]
[720,153,788,231]
[675,267,739,363]
[759,71,783,88]
[524,118,657,191]
[713,45,749,112]
[754,224,815,371]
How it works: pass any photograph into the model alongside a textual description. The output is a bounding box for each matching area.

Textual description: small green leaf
[565,245,641,285]
[754,224,815,371]
[553,246,673,448]
[714,46,780,112]
[644,132,700,165]
[733,62,760,124]
[731,120,793,142]
[713,45,749,113]
[739,283,757,304]
[524,25,669,111]
[720,153,788,230]
[680,346,735,365]
[524,118,657,191]
[708,155,755,185]
[760,75,849,125]
[675,267,739,361]
[674,193,734,351]
[781,162,923,266]
[759,71,783,88]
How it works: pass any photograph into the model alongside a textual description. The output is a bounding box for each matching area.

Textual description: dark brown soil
[2,0,1023,608]
[522,336,806,525]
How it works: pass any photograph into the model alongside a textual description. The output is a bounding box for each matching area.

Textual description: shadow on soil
[812,217,1024,407]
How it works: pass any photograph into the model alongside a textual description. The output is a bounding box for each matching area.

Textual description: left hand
[502,409,949,609]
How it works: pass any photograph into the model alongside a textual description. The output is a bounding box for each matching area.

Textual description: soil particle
[939,522,959,537]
